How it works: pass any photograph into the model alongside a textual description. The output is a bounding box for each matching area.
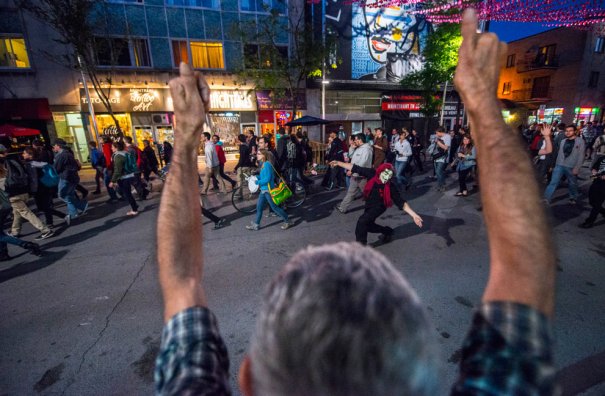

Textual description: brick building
[497,26,605,127]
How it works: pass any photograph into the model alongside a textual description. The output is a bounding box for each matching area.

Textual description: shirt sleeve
[155,306,231,396]
[451,302,556,396]
[390,185,406,209]
[351,164,376,179]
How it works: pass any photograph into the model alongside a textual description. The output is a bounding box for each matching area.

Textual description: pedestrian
[245,149,291,231]
[334,133,373,214]
[454,135,477,197]
[53,139,88,225]
[431,126,451,192]
[88,141,105,195]
[200,132,227,195]
[324,131,345,190]
[211,134,236,190]
[101,136,120,202]
[0,145,54,239]
[393,130,413,190]
[533,124,553,183]
[330,160,423,245]
[162,141,173,165]
[372,127,388,169]
[0,187,41,261]
[142,140,161,181]
[543,125,585,204]
[109,141,139,216]
[408,129,424,172]
[233,134,254,199]
[124,136,150,200]
[22,148,65,228]
[578,154,605,228]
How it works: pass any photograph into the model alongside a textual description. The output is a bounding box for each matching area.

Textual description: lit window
[244,43,287,69]
[190,41,224,69]
[0,37,31,68]
[502,82,511,95]
[506,54,515,68]
[172,40,189,66]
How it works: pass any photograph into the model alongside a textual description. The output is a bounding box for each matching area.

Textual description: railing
[516,55,560,73]
[511,88,553,101]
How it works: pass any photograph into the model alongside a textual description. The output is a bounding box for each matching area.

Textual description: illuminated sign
[209,90,255,111]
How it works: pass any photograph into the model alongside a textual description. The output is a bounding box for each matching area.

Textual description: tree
[235,0,336,120]
[401,23,462,136]
[18,0,126,135]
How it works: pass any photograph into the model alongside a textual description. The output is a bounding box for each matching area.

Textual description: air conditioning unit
[152,113,170,125]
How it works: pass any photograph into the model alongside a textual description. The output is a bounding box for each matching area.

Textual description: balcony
[511,88,553,103]
[516,55,560,73]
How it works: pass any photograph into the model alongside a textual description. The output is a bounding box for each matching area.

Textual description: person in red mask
[329,161,423,245]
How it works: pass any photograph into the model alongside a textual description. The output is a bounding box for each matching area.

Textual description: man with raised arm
[155,9,557,393]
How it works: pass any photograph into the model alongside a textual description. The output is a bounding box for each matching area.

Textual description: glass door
[70,126,90,164]
[133,125,154,149]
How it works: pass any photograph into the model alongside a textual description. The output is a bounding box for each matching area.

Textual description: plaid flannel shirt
[155,302,554,396]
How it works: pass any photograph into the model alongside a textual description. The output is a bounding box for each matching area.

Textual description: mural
[352,3,430,82]
[322,1,430,83]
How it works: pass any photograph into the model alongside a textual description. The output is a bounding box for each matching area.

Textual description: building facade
[497,26,605,127]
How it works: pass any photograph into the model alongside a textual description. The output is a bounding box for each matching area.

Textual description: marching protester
[543,124,585,204]
[101,136,120,202]
[330,160,423,245]
[233,134,255,199]
[109,141,139,217]
[0,145,54,240]
[53,139,89,225]
[245,149,291,231]
[324,130,345,190]
[372,127,388,169]
[334,133,373,214]
[211,134,237,190]
[142,140,161,182]
[88,141,105,195]
[0,185,41,261]
[454,135,477,197]
[201,132,227,195]
[432,126,451,192]
[155,13,558,391]
[124,136,150,200]
[579,153,605,228]
[393,130,413,191]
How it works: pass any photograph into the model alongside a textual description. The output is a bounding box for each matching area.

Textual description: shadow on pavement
[0,249,69,283]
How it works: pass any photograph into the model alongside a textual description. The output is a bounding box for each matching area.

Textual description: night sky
[490,21,554,43]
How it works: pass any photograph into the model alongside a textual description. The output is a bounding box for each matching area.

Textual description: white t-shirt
[435,133,451,163]
[394,139,412,162]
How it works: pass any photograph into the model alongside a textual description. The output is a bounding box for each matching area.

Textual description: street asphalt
[0,160,604,395]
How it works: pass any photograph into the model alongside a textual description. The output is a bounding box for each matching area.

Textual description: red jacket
[102,142,113,169]
[215,144,227,165]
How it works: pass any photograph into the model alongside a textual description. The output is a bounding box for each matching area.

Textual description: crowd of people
[154,10,561,393]
[0,134,172,260]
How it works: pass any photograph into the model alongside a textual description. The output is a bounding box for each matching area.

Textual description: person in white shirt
[394,131,413,190]
[433,126,451,191]
[335,133,373,214]
[201,132,226,194]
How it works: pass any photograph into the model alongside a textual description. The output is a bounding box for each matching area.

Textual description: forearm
[158,143,206,321]
[402,202,416,217]
[333,161,353,171]
[469,103,555,316]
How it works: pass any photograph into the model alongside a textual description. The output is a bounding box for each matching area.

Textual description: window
[531,76,550,98]
[190,41,224,69]
[502,81,512,95]
[166,0,219,8]
[241,0,286,14]
[244,43,287,69]
[536,44,556,66]
[172,40,224,69]
[595,37,605,53]
[95,37,151,67]
[108,0,144,3]
[589,71,600,88]
[172,40,189,66]
[0,36,30,68]
[506,54,515,68]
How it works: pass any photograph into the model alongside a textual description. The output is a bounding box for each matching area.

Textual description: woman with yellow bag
[246,149,292,231]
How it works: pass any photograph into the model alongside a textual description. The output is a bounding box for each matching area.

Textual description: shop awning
[0,98,52,120]
[0,124,41,138]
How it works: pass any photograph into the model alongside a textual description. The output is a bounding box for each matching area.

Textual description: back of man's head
[353,133,366,144]
[248,243,438,396]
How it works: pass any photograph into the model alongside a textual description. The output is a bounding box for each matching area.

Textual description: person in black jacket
[53,139,88,223]
[325,131,345,190]
[579,155,605,228]
[233,134,254,199]
[330,160,423,245]
[142,140,161,181]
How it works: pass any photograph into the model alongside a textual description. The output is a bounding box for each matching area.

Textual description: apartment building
[498,26,605,127]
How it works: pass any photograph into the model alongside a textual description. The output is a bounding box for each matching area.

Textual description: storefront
[527,107,564,125]
[80,87,256,155]
[0,98,53,151]
[572,107,600,124]
[255,90,305,139]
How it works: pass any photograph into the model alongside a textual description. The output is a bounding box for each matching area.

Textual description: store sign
[210,90,255,111]
[80,88,171,113]
[381,94,424,112]
[256,90,306,110]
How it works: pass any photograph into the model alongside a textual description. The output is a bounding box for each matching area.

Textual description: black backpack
[5,159,31,196]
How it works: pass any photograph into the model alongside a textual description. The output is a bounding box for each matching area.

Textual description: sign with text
[210,90,256,111]
[256,90,306,110]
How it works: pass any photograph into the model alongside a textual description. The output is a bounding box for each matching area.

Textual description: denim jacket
[456,146,477,171]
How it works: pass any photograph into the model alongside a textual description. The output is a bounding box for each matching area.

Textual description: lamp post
[77,55,101,143]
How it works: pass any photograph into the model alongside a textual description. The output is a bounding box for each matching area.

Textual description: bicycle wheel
[285,182,306,208]
[231,185,258,213]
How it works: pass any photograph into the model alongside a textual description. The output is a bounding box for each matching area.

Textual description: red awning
[0,98,52,120]
[0,124,41,138]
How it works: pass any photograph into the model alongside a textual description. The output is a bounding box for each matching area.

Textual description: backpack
[92,149,106,168]
[431,140,447,160]
[123,151,139,174]
[40,164,59,188]
[5,159,30,195]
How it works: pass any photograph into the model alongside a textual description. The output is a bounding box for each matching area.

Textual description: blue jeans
[58,179,87,217]
[544,165,579,201]
[395,160,409,187]
[104,169,119,199]
[254,191,288,225]
[435,161,447,187]
[0,232,27,254]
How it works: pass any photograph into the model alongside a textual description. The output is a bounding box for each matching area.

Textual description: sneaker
[280,221,292,230]
[265,212,278,218]
[24,242,42,256]
[214,218,226,229]
[569,198,577,205]
[64,214,72,226]
[579,221,594,229]
[333,204,346,214]
[380,231,393,244]
[80,202,89,216]
[246,222,260,231]
[35,230,55,240]
[126,210,139,216]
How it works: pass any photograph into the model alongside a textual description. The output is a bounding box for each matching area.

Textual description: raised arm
[538,125,553,156]
[157,63,211,322]
[454,10,556,316]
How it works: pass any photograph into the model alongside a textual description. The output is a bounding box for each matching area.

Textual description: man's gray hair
[249,242,439,396]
